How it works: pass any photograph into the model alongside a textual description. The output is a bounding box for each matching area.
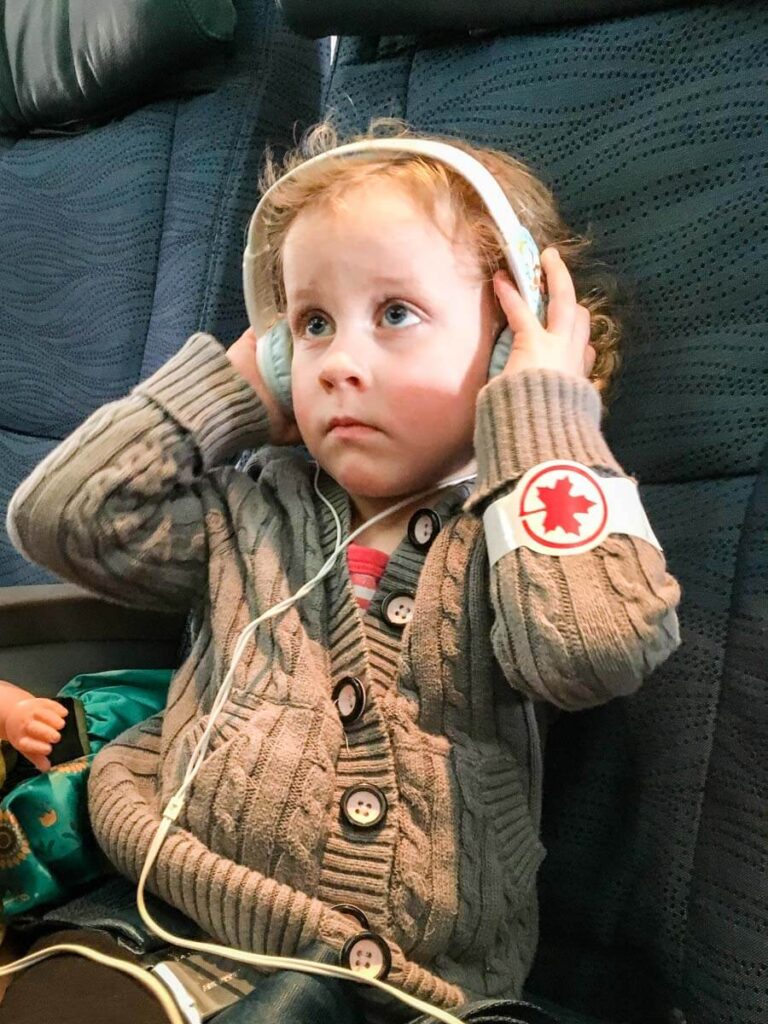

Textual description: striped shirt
[347,544,390,610]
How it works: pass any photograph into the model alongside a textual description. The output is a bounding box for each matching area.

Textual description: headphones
[242,138,547,415]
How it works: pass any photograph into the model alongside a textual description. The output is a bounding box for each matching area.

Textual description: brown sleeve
[6,333,270,612]
[466,370,681,709]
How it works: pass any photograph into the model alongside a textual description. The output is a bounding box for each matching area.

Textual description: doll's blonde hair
[257,118,622,408]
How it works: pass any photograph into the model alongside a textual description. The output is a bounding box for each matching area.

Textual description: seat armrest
[0,584,186,698]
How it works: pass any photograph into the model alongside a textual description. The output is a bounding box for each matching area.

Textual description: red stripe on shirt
[347,543,389,610]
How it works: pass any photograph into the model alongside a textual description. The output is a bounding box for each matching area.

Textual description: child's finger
[575,303,592,347]
[493,271,540,335]
[574,305,595,377]
[584,344,597,377]
[28,754,51,773]
[541,248,577,338]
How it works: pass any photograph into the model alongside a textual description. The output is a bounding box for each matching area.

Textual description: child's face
[283,177,499,518]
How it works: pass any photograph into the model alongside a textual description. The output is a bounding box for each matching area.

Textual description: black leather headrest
[0,0,237,135]
[280,0,710,37]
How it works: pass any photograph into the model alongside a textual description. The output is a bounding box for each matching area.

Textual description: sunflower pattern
[0,809,30,869]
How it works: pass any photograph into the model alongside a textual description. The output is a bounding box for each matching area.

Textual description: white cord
[0,467,476,1024]
[136,465,476,1023]
[174,464,475,807]
[137,817,466,1024]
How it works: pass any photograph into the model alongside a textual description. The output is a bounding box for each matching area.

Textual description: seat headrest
[281,0,712,37]
[0,0,236,136]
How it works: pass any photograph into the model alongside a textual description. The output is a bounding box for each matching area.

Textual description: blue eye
[382,303,420,329]
[304,314,333,338]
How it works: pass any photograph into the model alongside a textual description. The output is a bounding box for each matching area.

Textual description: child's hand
[494,247,597,380]
[4,697,68,772]
[226,327,302,446]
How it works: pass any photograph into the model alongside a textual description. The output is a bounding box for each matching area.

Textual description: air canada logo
[516,461,609,555]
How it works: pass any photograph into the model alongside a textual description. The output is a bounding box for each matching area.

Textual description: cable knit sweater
[6,332,681,1017]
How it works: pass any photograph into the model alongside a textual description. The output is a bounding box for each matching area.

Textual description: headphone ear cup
[487,326,513,381]
[255,319,294,415]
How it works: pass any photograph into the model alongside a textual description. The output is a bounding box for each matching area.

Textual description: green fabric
[0,669,172,918]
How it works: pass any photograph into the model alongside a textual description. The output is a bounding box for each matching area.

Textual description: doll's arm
[0,681,68,772]
[466,370,681,710]
[6,333,272,613]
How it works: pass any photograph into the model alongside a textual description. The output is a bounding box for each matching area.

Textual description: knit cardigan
[6,332,682,1017]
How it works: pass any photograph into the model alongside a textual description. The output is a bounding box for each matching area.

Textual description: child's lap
[0,926,366,1024]
[0,880,560,1023]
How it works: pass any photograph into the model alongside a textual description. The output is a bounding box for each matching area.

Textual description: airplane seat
[0,0,328,588]
[0,2,765,1022]
[0,0,327,691]
[277,1,768,1022]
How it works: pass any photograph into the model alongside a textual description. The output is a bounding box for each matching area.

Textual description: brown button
[332,677,366,726]
[340,932,392,980]
[340,784,388,829]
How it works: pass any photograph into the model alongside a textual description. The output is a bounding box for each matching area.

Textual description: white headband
[242,137,546,336]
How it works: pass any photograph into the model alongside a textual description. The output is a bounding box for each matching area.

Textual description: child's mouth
[328,423,378,439]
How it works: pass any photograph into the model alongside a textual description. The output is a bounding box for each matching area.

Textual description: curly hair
[255,117,622,409]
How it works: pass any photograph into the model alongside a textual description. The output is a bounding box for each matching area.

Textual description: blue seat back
[0,0,327,585]
[324,5,767,1021]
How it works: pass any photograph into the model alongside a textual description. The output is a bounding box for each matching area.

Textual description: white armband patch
[483,460,662,564]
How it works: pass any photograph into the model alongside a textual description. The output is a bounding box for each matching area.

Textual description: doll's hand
[494,247,596,380]
[226,328,302,446]
[4,698,68,773]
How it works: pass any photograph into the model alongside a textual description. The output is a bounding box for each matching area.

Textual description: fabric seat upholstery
[322,5,767,1021]
[0,0,328,586]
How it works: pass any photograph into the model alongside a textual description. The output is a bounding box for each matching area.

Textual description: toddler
[5,120,681,1019]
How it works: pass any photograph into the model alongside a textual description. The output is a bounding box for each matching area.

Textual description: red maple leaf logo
[536,476,595,536]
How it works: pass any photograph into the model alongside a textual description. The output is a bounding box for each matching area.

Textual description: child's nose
[318,333,371,391]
